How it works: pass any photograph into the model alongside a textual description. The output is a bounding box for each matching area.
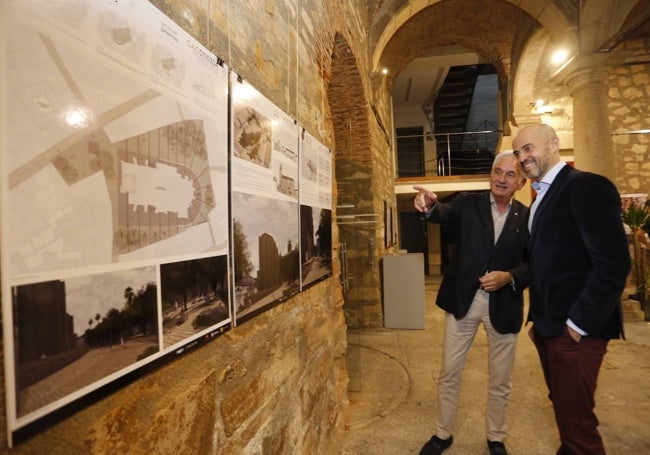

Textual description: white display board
[229,74,300,323]
[299,129,333,289]
[1,0,231,444]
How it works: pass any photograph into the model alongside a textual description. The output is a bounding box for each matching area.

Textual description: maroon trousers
[532,327,608,455]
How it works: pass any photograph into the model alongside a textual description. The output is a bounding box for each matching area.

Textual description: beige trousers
[435,290,518,442]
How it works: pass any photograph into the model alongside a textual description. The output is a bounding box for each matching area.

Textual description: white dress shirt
[528,161,566,232]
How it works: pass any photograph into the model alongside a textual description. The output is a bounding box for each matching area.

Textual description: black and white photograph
[160,255,230,348]
[11,266,159,421]
[300,205,333,288]
[232,192,300,321]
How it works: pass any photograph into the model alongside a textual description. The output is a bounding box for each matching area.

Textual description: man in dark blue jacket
[513,123,630,455]
[414,151,530,455]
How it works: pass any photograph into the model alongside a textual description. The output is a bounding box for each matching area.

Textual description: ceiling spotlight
[551,49,570,66]
[381,68,388,75]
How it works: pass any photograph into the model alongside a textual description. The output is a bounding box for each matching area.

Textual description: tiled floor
[340,276,650,454]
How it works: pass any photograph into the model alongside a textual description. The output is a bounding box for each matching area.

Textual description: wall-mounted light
[372,68,388,78]
[530,99,554,114]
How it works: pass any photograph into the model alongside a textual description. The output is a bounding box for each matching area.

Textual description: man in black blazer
[512,123,631,455]
[414,151,530,455]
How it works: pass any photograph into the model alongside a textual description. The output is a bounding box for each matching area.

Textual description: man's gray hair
[492,150,521,174]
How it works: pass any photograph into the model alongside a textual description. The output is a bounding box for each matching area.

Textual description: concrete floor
[339,276,650,455]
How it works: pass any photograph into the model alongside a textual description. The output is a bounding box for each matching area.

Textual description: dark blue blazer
[527,165,631,339]
[423,191,530,334]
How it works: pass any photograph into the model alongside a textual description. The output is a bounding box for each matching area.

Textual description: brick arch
[370,0,576,70]
[328,34,371,164]
[377,0,539,130]
[380,1,539,85]
[328,33,384,328]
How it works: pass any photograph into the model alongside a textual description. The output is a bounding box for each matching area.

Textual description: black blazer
[527,165,631,339]
[423,192,530,334]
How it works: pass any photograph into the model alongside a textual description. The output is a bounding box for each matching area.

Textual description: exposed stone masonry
[608,50,650,194]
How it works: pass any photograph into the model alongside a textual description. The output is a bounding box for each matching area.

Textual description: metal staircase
[432,64,497,175]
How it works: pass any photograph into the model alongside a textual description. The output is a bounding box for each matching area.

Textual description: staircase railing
[434,129,500,176]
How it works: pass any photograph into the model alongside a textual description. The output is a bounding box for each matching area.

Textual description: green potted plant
[622,200,650,316]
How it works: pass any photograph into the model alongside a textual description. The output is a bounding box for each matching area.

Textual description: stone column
[551,53,629,181]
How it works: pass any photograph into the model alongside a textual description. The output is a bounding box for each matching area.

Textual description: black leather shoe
[419,435,453,455]
[487,440,508,455]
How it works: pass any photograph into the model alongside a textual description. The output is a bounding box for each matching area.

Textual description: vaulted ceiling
[366,0,650,132]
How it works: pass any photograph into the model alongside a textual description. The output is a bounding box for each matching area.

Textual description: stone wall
[0,0,394,453]
[0,280,348,454]
[608,40,650,196]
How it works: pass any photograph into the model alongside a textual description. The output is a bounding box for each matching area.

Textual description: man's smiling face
[490,154,524,203]
[512,124,560,181]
